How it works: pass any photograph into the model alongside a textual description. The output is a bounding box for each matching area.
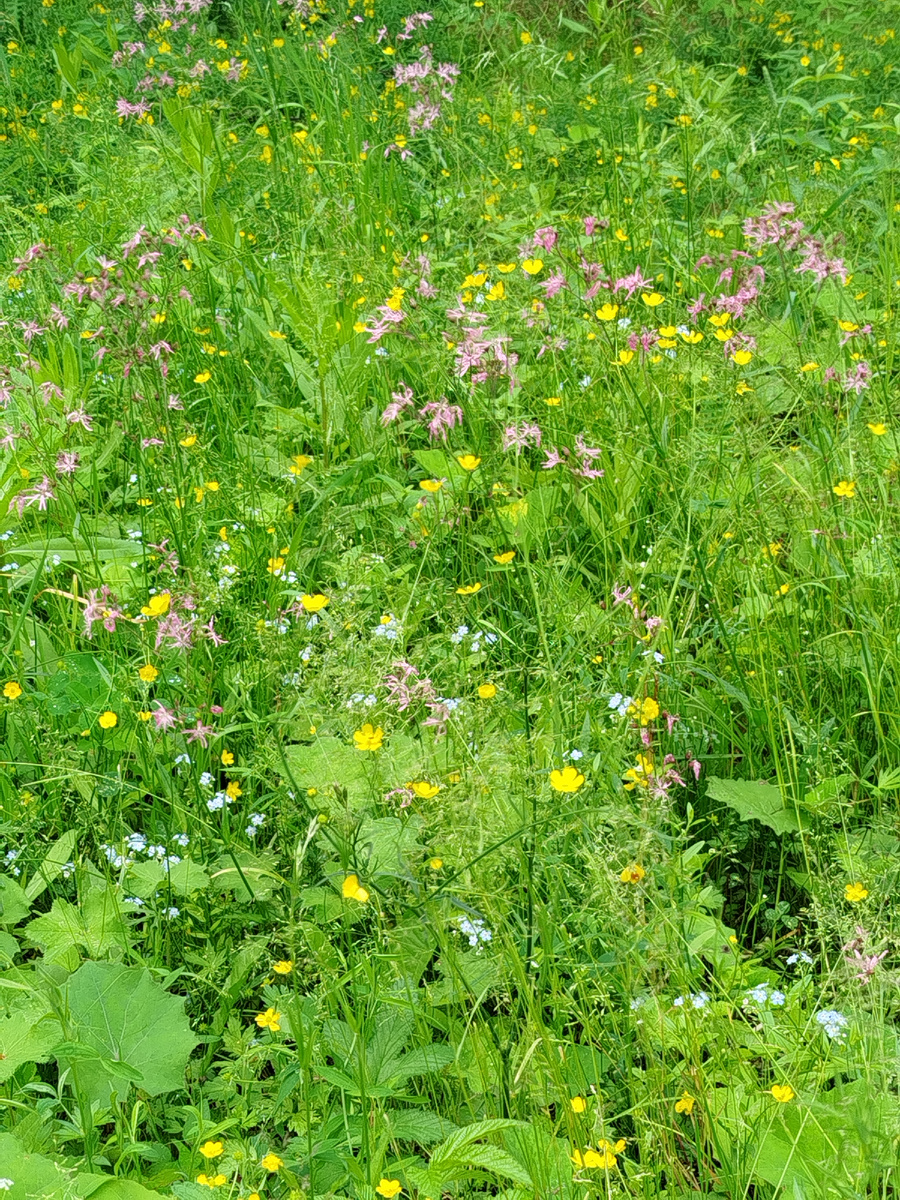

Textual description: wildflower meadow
[0,0,899,1194]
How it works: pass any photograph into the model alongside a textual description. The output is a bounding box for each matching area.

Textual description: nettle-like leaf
[319,1011,454,1097]
[406,1118,533,1194]
[61,961,198,1107]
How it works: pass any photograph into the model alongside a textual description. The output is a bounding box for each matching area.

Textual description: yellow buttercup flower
[627,697,659,725]
[619,863,646,883]
[477,683,497,699]
[493,550,516,563]
[595,302,619,321]
[675,1092,695,1114]
[429,857,443,870]
[570,1095,586,1113]
[273,959,294,974]
[196,1174,227,1188]
[486,281,505,301]
[342,874,370,902]
[261,1152,284,1171]
[194,371,211,383]
[3,682,22,700]
[770,1084,794,1103]
[549,766,585,793]
[456,583,482,595]
[200,1140,224,1158]
[138,664,158,683]
[845,881,868,902]
[375,1181,402,1199]
[353,724,384,751]
[572,1139,625,1170]
[868,423,887,436]
[255,1007,281,1032]
[521,258,543,275]
[833,480,856,498]
[732,349,753,365]
[300,593,329,612]
[497,262,517,274]
[98,711,117,729]
[420,478,444,492]
[641,292,665,307]
[141,592,171,618]
[290,454,313,473]
[410,780,440,799]
[457,454,482,470]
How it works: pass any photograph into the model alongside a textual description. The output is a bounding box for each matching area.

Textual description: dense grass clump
[0,0,899,1195]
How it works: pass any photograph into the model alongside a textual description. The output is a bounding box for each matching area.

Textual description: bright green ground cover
[0,0,899,1194]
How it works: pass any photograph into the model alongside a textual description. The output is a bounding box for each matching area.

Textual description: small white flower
[0,1177,14,1190]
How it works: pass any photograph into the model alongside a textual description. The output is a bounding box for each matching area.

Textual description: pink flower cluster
[384,17,459,151]
[541,434,604,480]
[380,381,464,441]
[383,660,454,738]
[742,201,847,283]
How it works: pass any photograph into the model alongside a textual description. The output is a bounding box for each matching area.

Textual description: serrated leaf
[124,860,165,899]
[0,1000,61,1083]
[166,858,210,895]
[355,815,424,876]
[0,875,31,926]
[381,1044,455,1084]
[431,1118,525,1165]
[385,1109,459,1145]
[63,961,198,1108]
[25,886,130,968]
[706,777,802,834]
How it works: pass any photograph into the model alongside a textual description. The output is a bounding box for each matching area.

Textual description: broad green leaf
[283,736,371,808]
[209,849,281,901]
[63,961,198,1108]
[0,932,17,963]
[25,886,130,968]
[380,1043,455,1084]
[355,815,424,876]
[77,1176,165,1200]
[0,1132,71,1195]
[706,777,802,834]
[25,830,77,902]
[0,999,62,1083]
[409,1119,530,1193]
[124,859,165,899]
[384,1109,459,1145]
[0,875,31,926]
[166,858,210,895]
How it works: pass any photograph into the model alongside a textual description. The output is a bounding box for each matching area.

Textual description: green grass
[0,0,898,1195]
